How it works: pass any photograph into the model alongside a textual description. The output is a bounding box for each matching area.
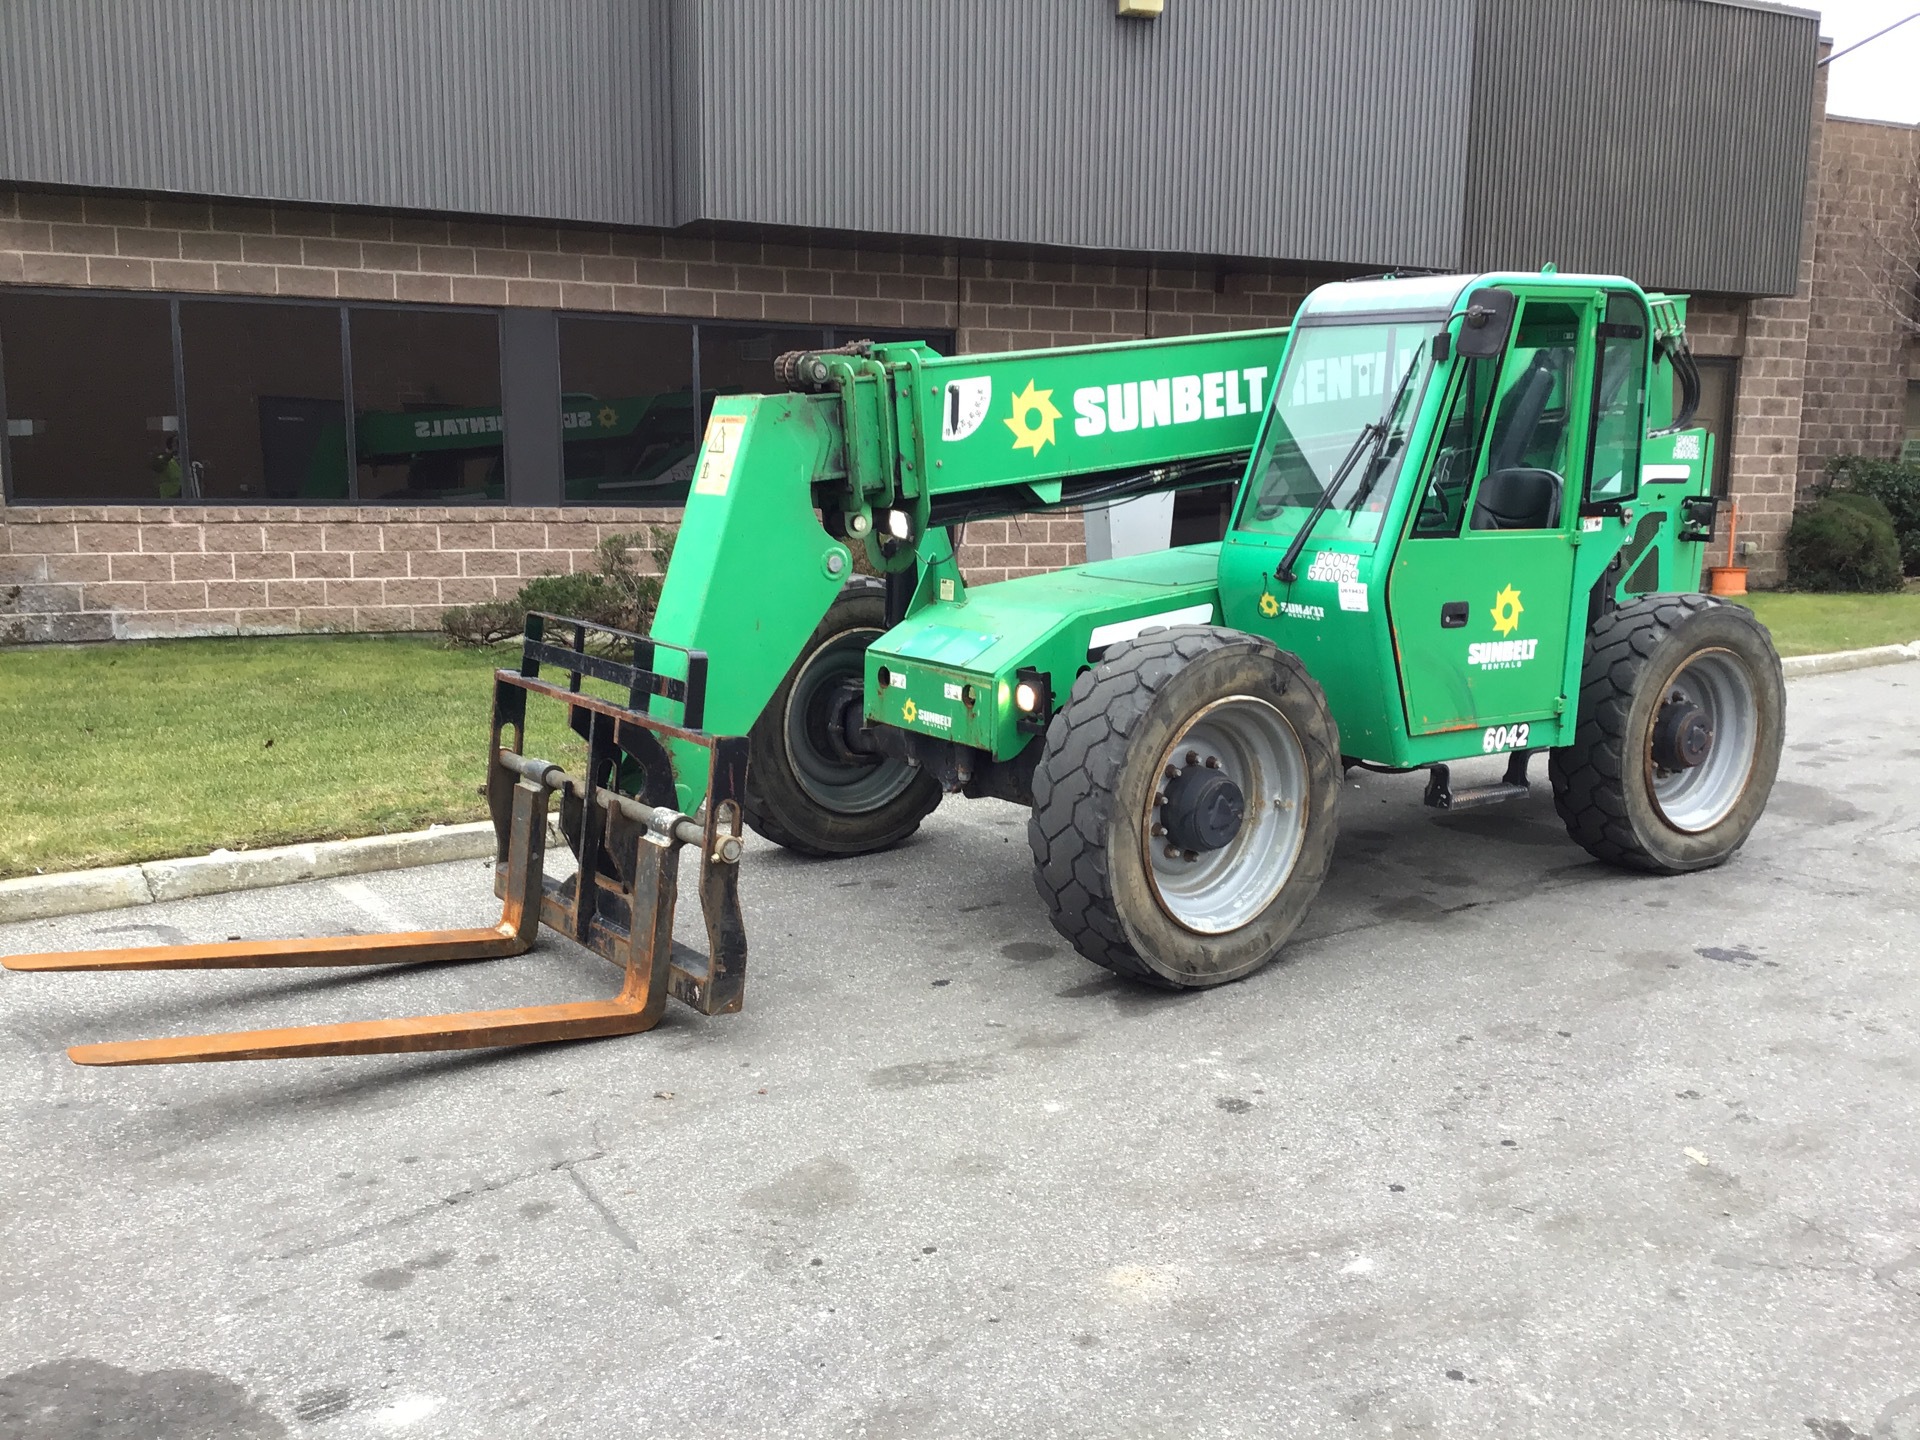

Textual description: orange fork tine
[2,924,530,972]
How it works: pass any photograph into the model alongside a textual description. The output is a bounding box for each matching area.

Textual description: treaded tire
[1027,626,1342,988]
[743,577,941,858]
[1550,593,1784,873]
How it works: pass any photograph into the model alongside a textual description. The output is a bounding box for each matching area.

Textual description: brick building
[1799,115,1920,489]
[1,0,1907,645]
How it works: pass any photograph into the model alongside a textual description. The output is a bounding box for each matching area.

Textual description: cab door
[1387,293,1593,735]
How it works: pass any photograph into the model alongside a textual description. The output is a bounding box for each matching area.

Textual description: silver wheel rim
[1142,695,1310,935]
[783,628,918,813]
[1646,647,1758,833]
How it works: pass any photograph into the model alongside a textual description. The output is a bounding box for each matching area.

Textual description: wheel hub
[1143,698,1309,936]
[782,627,917,814]
[822,676,873,763]
[1651,690,1714,771]
[1159,764,1246,853]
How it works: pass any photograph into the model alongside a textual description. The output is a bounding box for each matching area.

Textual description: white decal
[943,682,964,702]
[412,414,504,439]
[1642,464,1692,484]
[1467,638,1540,670]
[938,578,956,601]
[1304,551,1360,585]
[1087,603,1214,653]
[1290,348,1419,408]
[1581,516,1604,533]
[917,708,953,731]
[1070,368,1269,438]
[693,414,745,497]
[1337,579,1369,613]
[1672,434,1702,460]
[1482,722,1531,753]
[942,377,993,442]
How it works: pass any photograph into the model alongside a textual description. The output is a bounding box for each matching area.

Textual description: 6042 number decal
[1482,723,1530,753]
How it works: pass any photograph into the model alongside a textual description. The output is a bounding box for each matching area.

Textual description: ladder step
[1438,780,1531,810]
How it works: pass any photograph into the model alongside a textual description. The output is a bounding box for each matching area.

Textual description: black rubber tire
[1028,626,1342,988]
[743,577,941,858]
[1550,593,1785,873]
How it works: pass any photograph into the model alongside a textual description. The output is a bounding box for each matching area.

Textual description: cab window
[1411,349,1501,537]
[1462,300,1580,532]
[1586,292,1648,505]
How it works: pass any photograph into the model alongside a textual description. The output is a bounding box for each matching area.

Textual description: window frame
[0,286,184,506]
[1580,290,1652,514]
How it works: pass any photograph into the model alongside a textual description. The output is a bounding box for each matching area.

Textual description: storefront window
[349,307,504,504]
[697,324,829,427]
[0,292,177,502]
[181,300,349,501]
[1,291,955,509]
[558,316,698,506]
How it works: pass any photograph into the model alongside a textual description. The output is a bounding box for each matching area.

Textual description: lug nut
[1204,756,1220,769]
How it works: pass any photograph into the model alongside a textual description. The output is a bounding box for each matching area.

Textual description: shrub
[440,525,676,647]
[1785,494,1904,593]
[1824,454,1920,575]
[439,597,524,647]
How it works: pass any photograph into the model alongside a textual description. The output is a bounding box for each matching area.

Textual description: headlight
[1011,666,1051,734]
[886,509,913,541]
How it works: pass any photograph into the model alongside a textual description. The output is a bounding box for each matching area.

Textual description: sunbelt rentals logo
[1005,380,1062,455]
[1467,584,1538,670]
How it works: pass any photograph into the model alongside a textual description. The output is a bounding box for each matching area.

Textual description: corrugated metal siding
[0,0,1820,293]
[0,0,676,226]
[682,0,1474,269]
[1462,0,1818,296]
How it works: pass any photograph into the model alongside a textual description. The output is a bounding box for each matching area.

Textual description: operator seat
[1471,354,1565,530]
[1470,468,1563,530]
[1488,358,1556,473]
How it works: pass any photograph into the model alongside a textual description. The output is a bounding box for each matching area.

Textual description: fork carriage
[3,614,749,1066]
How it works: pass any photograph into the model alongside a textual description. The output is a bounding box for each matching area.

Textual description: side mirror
[1454,287,1516,359]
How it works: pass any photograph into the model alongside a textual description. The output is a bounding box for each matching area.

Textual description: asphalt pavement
[1,664,1916,1440]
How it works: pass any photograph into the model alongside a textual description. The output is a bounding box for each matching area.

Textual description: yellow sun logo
[597,406,618,428]
[1004,380,1062,455]
[902,698,918,724]
[1490,584,1524,637]
[1259,592,1280,617]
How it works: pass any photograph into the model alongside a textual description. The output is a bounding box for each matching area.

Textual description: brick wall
[1798,116,1920,490]
[0,505,672,644]
[0,185,1316,639]
[1684,295,1745,358]
[1711,59,1829,587]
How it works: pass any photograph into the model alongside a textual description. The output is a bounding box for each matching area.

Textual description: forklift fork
[2,614,749,1066]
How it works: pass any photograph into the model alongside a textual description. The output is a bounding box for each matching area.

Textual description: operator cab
[1217,271,1671,766]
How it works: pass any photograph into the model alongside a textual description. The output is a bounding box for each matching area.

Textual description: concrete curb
[1781,640,1920,678]
[0,820,561,925]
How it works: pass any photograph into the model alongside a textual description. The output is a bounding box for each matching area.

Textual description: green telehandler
[7,270,1785,1063]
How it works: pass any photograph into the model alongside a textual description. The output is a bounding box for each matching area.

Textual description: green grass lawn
[0,635,584,880]
[4,588,1917,878]
[1734,590,1920,657]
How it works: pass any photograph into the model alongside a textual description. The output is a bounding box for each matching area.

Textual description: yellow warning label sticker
[693,414,746,497]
